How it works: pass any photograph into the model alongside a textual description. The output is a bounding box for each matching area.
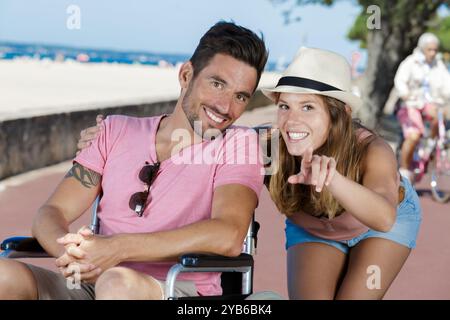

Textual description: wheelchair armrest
[179,253,253,268]
[1,237,45,252]
[0,237,50,258]
[0,237,45,252]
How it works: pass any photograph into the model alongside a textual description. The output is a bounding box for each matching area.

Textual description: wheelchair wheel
[430,147,450,203]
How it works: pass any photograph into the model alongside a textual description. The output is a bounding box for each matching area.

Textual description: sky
[0,0,365,64]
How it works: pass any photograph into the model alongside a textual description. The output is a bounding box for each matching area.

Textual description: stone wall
[0,100,176,180]
[0,91,272,180]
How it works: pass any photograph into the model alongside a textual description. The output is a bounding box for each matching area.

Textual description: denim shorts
[285,176,422,254]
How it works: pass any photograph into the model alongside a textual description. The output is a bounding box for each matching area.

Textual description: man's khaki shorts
[25,263,198,300]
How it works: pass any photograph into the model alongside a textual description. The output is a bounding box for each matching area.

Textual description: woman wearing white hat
[263,47,422,300]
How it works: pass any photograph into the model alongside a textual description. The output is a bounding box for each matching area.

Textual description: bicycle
[398,101,450,203]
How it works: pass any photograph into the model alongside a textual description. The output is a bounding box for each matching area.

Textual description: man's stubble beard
[181,81,202,136]
[181,81,225,141]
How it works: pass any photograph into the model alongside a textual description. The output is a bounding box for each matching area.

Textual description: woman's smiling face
[277,93,331,156]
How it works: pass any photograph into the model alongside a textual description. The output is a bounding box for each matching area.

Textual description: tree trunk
[359,28,409,128]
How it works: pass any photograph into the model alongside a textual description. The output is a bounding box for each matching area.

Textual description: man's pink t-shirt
[74,114,264,296]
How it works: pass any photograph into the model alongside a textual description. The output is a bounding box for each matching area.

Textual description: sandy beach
[0,59,280,121]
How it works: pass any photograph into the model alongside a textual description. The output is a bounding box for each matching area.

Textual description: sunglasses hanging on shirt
[129,161,160,217]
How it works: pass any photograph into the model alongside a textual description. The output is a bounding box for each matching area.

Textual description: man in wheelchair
[394,32,450,181]
[0,21,268,300]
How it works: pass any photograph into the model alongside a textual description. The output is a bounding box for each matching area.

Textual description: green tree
[348,8,450,53]
[429,15,450,53]
[347,12,369,48]
[272,0,450,128]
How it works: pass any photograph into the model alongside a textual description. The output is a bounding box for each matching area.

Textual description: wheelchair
[0,196,261,300]
[0,125,276,300]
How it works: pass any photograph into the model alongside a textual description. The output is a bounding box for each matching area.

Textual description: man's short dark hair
[190,21,268,89]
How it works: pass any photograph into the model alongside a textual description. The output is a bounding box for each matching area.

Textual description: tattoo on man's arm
[65,163,101,188]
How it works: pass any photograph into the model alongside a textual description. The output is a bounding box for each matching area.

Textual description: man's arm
[32,162,102,257]
[112,183,257,263]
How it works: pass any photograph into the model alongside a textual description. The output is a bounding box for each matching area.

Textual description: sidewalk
[1,105,450,299]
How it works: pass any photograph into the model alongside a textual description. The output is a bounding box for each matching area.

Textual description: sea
[0,41,279,71]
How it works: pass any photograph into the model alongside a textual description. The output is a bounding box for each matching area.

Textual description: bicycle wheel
[430,146,450,203]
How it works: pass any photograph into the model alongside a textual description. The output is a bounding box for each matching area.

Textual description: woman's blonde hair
[269,95,376,219]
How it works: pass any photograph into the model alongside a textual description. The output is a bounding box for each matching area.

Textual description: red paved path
[1,167,449,299]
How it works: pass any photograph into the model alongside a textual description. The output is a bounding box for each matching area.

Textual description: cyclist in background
[394,32,450,181]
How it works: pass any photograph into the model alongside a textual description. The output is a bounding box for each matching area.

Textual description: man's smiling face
[181,53,258,138]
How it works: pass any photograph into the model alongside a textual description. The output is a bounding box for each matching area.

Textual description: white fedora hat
[262,47,362,111]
